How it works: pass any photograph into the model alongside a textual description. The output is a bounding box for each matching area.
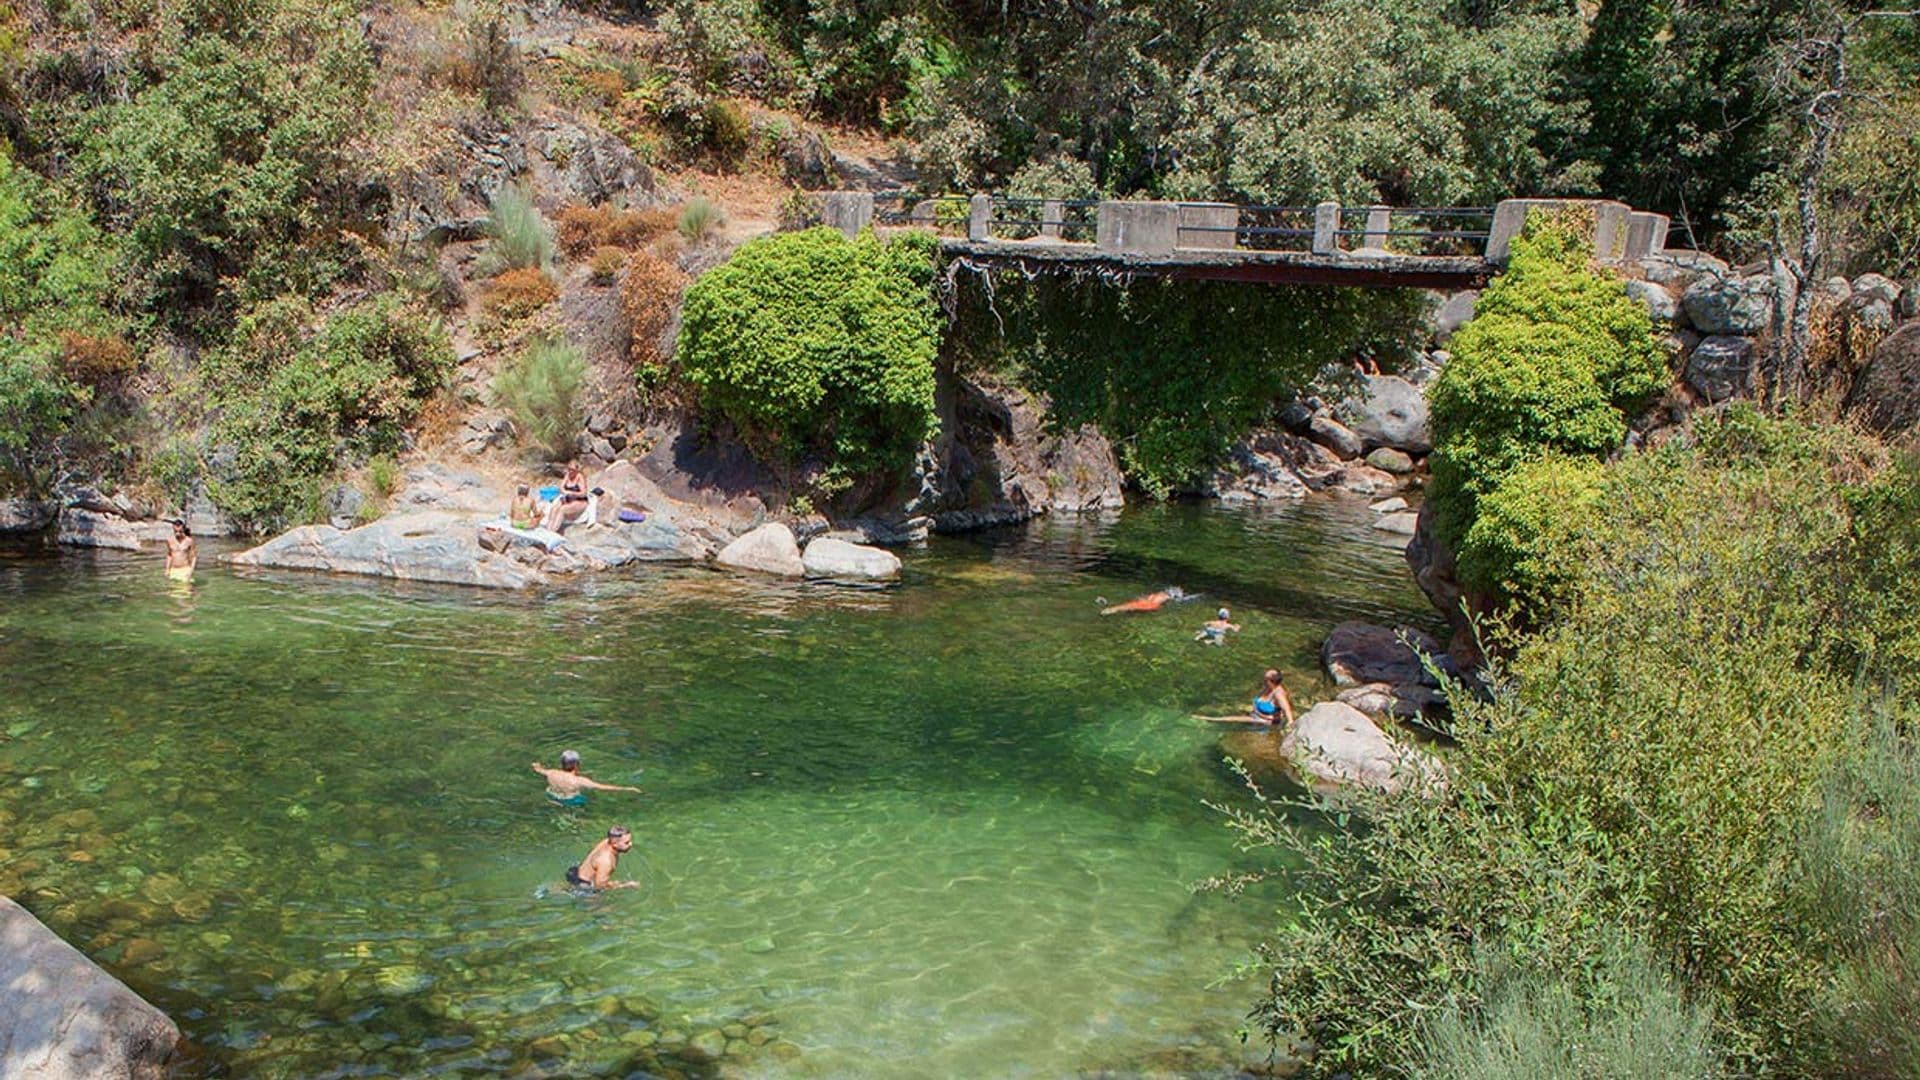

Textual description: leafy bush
[477,186,551,277]
[554,204,675,257]
[207,294,453,530]
[482,267,558,319]
[490,334,587,460]
[1427,216,1665,560]
[621,250,683,374]
[1228,409,1897,1076]
[1410,933,1721,1080]
[448,11,521,115]
[0,347,86,494]
[677,227,940,480]
[1456,453,1604,617]
[677,197,726,243]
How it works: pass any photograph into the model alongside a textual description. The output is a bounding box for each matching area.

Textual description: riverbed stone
[1368,497,1408,514]
[232,512,546,588]
[800,537,901,581]
[716,523,805,578]
[1322,621,1445,687]
[1280,701,1445,796]
[1372,511,1419,535]
[1365,447,1414,475]
[1205,443,1310,502]
[0,895,181,1079]
[55,508,172,550]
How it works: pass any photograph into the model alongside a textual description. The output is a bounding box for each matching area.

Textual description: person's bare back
[531,749,641,803]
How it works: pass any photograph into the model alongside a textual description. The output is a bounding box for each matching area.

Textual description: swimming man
[1101,585,1191,615]
[566,825,639,890]
[1195,608,1241,645]
[532,750,641,806]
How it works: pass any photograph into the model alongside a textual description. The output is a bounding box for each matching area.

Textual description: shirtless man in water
[164,520,196,581]
[532,750,641,805]
[567,825,639,890]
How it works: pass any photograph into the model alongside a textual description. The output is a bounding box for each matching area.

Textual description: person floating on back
[532,749,641,806]
[164,520,197,582]
[566,825,639,891]
[1200,669,1296,727]
[1101,585,1191,615]
[1195,608,1240,646]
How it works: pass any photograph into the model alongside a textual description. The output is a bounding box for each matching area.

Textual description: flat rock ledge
[1,895,180,1080]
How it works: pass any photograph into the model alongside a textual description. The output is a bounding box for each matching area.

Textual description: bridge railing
[824,192,1669,267]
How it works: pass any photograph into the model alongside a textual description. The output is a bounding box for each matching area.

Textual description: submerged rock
[0,895,180,1079]
[716,523,805,578]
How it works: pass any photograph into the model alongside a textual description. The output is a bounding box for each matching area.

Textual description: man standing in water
[164,519,196,581]
[531,749,641,805]
[567,825,639,890]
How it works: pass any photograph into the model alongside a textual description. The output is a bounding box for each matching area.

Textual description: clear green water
[0,500,1432,1078]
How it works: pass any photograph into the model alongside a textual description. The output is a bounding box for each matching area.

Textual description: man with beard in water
[567,825,639,890]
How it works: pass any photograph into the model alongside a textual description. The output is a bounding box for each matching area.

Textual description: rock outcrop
[55,509,173,551]
[0,896,179,1080]
[1322,620,1446,688]
[914,374,1125,532]
[0,499,56,534]
[715,523,805,578]
[1847,323,1920,433]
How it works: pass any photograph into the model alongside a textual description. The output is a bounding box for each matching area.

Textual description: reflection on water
[0,499,1432,1078]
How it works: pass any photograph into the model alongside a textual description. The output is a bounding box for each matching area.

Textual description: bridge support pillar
[1040,199,1065,240]
[1625,212,1670,261]
[1488,199,1634,265]
[1312,201,1341,255]
[968,193,993,242]
[1097,201,1180,256]
[820,192,874,238]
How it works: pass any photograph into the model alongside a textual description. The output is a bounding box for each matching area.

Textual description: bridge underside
[940,240,1493,290]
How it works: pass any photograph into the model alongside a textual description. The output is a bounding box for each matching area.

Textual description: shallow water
[0,499,1433,1078]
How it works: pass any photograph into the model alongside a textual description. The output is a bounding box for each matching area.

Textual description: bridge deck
[939,239,1492,290]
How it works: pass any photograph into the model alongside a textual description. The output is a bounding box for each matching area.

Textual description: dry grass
[483,267,559,319]
[57,332,138,386]
[554,204,677,257]
[621,250,684,371]
[589,245,628,284]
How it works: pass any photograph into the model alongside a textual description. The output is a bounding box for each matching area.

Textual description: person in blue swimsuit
[532,750,641,806]
[1201,669,1295,727]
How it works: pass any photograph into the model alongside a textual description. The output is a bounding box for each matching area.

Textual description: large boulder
[55,509,171,550]
[1322,620,1445,688]
[231,512,545,588]
[1279,701,1444,796]
[1340,374,1432,454]
[1625,278,1681,328]
[1365,447,1414,475]
[1682,274,1776,335]
[1684,335,1755,404]
[801,537,902,581]
[0,895,180,1079]
[1847,322,1920,433]
[715,523,805,578]
[1307,415,1365,460]
[1431,291,1478,342]
[919,375,1125,532]
[0,499,55,534]
[398,463,498,514]
[1641,250,1729,287]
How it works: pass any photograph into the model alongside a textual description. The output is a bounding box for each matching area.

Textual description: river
[0,499,1432,1078]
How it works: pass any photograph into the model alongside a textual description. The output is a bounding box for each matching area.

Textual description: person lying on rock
[532,749,641,806]
[509,484,538,530]
[1100,585,1192,615]
[566,825,639,891]
[1195,608,1241,646]
[1199,669,1295,727]
[542,462,591,533]
[164,519,196,582]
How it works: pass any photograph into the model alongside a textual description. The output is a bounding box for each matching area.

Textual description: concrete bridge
[814,191,1672,290]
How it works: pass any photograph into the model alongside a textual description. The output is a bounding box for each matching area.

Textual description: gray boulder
[322,484,365,530]
[1682,274,1776,335]
[1206,443,1310,502]
[1851,295,1897,336]
[1625,278,1681,327]
[801,538,902,581]
[1684,336,1755,403]
[55,509,171,551]
[181,494,238,538]
[1323,620,1445,687]
[399,463,498,514]
[1372,511,1419,535]
[1335,464,1400,497]
[0,896,179,1079]
[1341,375,1432,454]
[1279,701,1445,796]
[1365,447,1415,475]
[0,499,55,534]
[1308,415,1365,460]
[1853,273,1903,307]
[1335,681,1443,721]
[715,523,805,578]
[1847,323,1920,433]
[1642,250,1729,287]
[1369,496,1409,514]
[1432,291,1478,342]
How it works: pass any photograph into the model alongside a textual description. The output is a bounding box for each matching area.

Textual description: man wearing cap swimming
[567,825,639,890]
[1195,607,1241,646]
[531,750,641,806]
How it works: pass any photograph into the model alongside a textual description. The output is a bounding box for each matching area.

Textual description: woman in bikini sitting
[1200,669,1296,728]
[543,462,591,533]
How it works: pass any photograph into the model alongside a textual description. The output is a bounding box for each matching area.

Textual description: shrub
[207,294,453,531]
[776,189,821,231]
[490,334,587,460]
[1455,453,1604,617]
[56,331,137,387]
[1427,216,1664,555]
[483,267,558,319]
[554,204,676,257]
[0,346,86,494]
[448,11,521,115]
[621,250,683,373]
[477,186,551,276]
[588,246,627,285]
[677,197,727,243]
[677,227,939,479]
